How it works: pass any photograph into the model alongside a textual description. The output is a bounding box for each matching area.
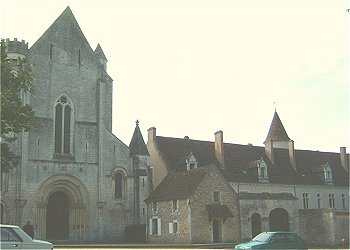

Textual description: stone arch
[269,208,289,231]
[112,167,127,200]
[251,213,262,238]
[34,175,89,240]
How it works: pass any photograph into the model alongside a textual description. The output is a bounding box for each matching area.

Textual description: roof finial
[136,119,139,126]
[273,101,277,112]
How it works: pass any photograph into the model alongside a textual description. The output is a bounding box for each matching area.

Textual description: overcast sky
[1,0,349,152]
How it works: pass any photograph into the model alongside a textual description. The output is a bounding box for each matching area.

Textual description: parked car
[234,232,306,249]
[0,224,53,250]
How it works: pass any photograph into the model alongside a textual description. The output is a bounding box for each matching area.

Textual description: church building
[1,7,150,242]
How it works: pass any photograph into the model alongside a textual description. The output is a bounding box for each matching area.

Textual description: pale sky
[1,0,349,152]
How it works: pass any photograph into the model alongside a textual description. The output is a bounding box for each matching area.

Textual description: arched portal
[35,175,89,240]
[269,208,289,231]
[251,213,262,238]
[46,191,70,240]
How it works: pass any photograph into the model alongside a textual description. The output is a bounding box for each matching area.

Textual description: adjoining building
[145,164,240,243]
[1,7,150,242]
[146,111,349,246]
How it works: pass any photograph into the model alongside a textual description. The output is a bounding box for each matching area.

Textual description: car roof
[0,224,20,228]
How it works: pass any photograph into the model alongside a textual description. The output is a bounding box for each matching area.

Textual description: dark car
[234,232,306,249]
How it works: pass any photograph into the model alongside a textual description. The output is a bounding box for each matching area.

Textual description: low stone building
[146,111,349,246]
[145,165,240,243]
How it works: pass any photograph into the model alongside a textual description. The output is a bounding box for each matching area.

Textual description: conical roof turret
[264,111,290,144]
[129,120,149,156]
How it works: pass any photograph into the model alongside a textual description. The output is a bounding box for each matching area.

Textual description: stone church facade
[1,7,150,242]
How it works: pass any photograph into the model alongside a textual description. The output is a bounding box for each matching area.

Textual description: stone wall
[147,199,190,243]
[239,197,299,242]
[299,209,349,247]
[190,165,240,244]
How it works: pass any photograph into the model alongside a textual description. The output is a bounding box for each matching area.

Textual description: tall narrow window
[302,193,309,209]
[329,194,335,208]
[323,163,333,184]
[54,96,72,155]
[114,173,123,199]
[342,194,346,209]
[317,193,321,209]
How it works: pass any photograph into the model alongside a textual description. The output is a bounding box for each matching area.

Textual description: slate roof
[129,121,149,156]
[154,136,349,186]
[264,111,290,143]
[145,168,207,202]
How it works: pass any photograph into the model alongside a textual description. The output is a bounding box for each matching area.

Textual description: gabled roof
[94,43,107,61]
[129,121,149,156]
[145,168,207,202]
[154,135,348,186]
[264,111,290,144]
[30,6,94,56]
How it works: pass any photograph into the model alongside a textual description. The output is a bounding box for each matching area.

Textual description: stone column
[96,201,106,241]
[34,204,47,239]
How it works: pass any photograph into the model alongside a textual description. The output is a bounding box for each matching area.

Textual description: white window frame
[169,220,179,234]
[323,163,333,184]
[149,217,161,236]
[257,159,269,183]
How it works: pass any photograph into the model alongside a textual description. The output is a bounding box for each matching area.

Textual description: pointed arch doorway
[46,191,70,240]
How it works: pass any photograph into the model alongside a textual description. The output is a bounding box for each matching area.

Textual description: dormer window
[186,152,198,171]
[323,163,333,184]
[257,159,269,183]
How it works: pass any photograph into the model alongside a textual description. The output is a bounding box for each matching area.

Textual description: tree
[1,40,35,174]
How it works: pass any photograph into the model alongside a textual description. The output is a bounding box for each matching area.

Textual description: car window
[1,228,22,242]
[271,233,287,242]
[285,233,297,242]
[252,232,272,242]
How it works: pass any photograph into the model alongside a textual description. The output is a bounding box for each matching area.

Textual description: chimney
[288,140,296,171]
[340,147,348,171]
[214,130,224,168]
[265,139,274,164]
[147,127,156,143]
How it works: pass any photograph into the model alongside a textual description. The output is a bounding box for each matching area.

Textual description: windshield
[252,232,272,242]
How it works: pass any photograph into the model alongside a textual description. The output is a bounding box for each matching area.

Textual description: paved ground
[54,247,348,250]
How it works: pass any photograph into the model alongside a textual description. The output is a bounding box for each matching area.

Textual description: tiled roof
[145,168,207,202]
[264,111,290,143]
[154,136,348,186]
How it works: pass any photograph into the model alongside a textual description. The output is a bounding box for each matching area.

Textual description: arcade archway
[269,208,289,231]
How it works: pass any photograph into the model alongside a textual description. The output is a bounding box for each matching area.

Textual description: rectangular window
[342,194,346,209]
[168,221,178,234]
[317,193,321,209]
[142,207,145,216]
[302,193,309,209]
[172,200,178,212]
[214,191,220,203]
[329,194,335,208]
[152,218,158,235]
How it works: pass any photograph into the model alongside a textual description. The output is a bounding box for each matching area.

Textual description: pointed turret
[129,120,149,156]
[264,111,290,144]
[95,43,107,70]
[95,43,107,61]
